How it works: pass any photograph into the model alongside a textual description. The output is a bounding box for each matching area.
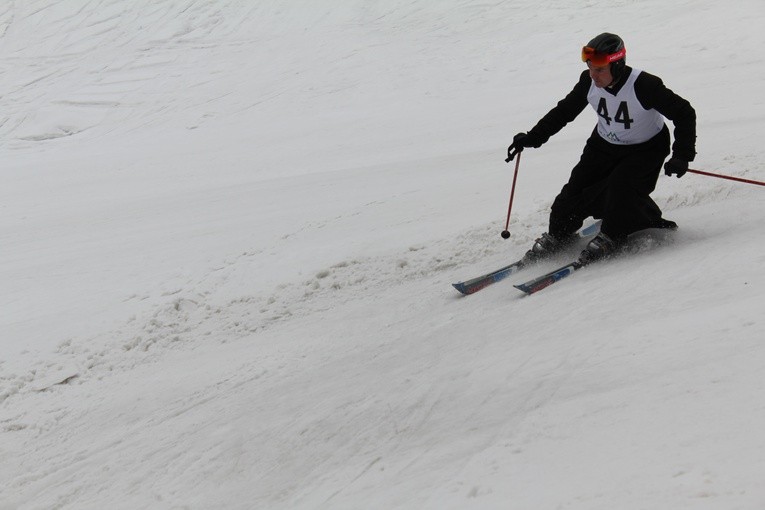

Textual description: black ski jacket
[526,66,696,162]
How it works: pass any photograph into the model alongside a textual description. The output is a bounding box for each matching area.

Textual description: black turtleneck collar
[605,66,633,96]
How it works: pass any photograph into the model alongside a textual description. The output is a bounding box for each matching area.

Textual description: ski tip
[513,284,532,295]
[453,279,495,295]
[452,282,468,295]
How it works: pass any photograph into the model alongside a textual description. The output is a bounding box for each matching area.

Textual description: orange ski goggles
[581,46,626,66]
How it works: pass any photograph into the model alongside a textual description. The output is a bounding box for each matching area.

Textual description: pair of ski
[452,221,602,296]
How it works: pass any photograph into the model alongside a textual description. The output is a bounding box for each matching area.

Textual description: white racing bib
[587,69,664,145]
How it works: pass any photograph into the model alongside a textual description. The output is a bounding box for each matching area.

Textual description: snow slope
[2,1,765,508]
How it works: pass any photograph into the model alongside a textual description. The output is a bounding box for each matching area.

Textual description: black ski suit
[524,66,696,241]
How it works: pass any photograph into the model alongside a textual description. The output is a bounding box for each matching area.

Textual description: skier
[508,33,696,265]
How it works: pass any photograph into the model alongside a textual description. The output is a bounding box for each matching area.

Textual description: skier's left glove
[664,156,689,178]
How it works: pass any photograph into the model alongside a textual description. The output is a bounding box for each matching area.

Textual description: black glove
[664,156,689,178]
[506,132,532,162]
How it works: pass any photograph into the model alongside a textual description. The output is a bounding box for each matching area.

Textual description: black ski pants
[548,126,671,241]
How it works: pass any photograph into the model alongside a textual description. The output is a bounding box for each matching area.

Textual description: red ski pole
[501,150,522,239]
[687,168,765,187]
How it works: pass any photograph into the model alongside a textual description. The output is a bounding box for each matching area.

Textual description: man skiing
[509,33,696,265]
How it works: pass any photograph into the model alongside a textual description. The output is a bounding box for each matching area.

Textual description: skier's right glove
[506,132,533,162]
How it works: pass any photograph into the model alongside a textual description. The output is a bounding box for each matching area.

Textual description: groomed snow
[2,1,765,508]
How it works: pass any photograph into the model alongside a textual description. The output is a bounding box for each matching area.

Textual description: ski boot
[578,233,617,266]
[523,232,576,262]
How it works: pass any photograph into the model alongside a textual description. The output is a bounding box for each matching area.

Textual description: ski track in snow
[0,175,746,405]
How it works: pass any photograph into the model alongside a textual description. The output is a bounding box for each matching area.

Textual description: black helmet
[582,32,626,80]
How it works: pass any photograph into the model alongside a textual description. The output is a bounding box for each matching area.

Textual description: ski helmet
[582,32,626,80]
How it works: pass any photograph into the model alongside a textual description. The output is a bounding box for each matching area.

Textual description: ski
[514,224,678,295]
[513,260,584,295]
[452,220,601,295]
[452,258,528,295]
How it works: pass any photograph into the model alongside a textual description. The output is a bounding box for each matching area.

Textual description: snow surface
[2,1,765,508]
